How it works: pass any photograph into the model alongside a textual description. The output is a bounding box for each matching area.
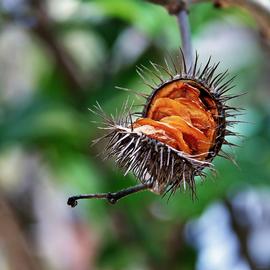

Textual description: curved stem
[67,183,152,207]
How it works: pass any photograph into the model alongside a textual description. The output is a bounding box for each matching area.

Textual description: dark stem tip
[67,197,78,208]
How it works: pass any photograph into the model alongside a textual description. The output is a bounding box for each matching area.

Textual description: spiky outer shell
[94,51,240,197]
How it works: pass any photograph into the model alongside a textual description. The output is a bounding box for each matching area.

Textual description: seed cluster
[133,81,217,161]
[92,51,242,197]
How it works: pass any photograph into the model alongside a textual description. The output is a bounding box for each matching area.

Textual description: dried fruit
[92,51,241,197]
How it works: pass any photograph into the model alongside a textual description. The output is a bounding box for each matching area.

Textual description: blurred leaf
[0,96,90,148]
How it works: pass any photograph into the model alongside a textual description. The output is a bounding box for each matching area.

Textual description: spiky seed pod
[92,50,242,197]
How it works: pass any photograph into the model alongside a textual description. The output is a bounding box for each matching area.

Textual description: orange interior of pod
[133,81,218,160]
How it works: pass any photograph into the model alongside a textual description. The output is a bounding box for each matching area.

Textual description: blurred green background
[0,0,269,269]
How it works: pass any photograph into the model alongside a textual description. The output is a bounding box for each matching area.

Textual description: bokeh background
[0,0,269,269]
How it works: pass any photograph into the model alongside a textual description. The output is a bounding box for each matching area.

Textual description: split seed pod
[92,50,241,197]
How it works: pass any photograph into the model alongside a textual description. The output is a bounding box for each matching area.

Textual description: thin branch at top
[177,4,193,69]
[146,0,194,67]
[192,0,270,46]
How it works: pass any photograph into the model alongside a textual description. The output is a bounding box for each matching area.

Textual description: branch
[146,0,193,66]
[177,7,193,68]
[147,0,270,49]
[67,183,152,207]
[1,0,86,98]
[192,0,270,45]
[31,1,86,93]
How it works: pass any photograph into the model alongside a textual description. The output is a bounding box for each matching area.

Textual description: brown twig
[30,1,85,94]
[146,0,193,66]
[0,0,86,97]
[67,183,152,207]
[147,0,270,46]
[192,0,270,45]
